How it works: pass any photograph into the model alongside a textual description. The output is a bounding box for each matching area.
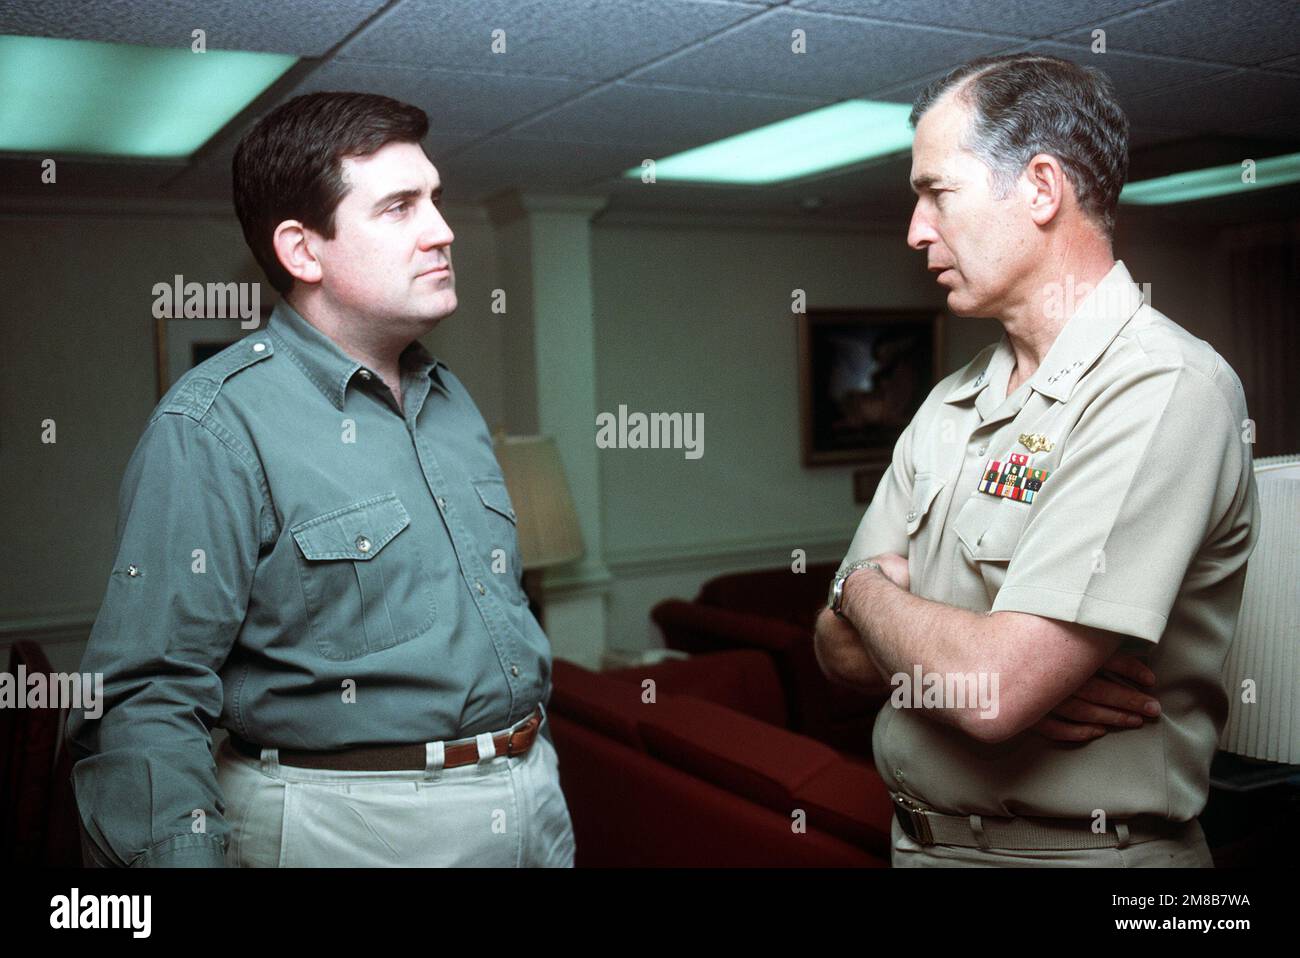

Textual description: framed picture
[853,464,888,504]
[798,308,945,466]
[155,303,273,399]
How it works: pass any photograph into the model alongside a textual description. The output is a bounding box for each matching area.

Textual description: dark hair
[232,92,430,295]
[909,54,1129,238]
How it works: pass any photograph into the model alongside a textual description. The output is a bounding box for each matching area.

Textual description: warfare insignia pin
[978,452,1050,503]
[1018,432,1054,454]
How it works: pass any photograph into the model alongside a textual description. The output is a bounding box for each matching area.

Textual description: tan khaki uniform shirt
[842,260,1260,822]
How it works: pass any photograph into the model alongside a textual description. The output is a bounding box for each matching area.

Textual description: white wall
[589,219,997,649]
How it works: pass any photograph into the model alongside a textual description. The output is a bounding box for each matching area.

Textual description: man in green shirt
[68,92,575,867]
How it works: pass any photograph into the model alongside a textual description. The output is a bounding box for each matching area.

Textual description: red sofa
[650,563,888,758]
[547,649,894,866]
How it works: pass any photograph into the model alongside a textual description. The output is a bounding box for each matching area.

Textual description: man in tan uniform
[815,54,1259,866]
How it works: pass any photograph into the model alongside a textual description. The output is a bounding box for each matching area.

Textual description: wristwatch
[828,559,883,617]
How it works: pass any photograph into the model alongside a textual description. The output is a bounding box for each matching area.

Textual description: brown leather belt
[229,706,544,771]
[891,791,1186,850]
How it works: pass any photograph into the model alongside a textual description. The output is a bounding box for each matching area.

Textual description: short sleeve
[840,415,916,573]
[991,363,1249,644]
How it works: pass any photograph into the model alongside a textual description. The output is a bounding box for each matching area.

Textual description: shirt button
[476,580,486,595]
[510,665,520,677]
[895,769,905,782]
[906,511,917,522]
[126,564,140,577]
[436,496,446,509]
[977,445,987,456]
[252,342,266,353]
[355,535,371,553]
[358,369,372,381]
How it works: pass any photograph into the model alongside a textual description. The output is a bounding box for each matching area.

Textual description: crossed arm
[813,553,1161,744]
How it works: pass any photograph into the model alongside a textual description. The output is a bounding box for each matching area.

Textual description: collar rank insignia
[978,452,1050,503]
[1018,432,1054,453]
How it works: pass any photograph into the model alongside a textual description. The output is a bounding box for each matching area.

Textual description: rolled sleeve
[840,417,916,572]
[66,410,267,867]
[991,363,1247,644]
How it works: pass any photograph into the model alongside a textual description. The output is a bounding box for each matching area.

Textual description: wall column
[487,192,610,668]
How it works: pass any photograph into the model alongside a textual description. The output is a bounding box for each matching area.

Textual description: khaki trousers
[890,814,1215,867]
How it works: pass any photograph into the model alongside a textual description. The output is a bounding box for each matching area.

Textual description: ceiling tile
[434,136,646,199]
[511,81,830,151]
[339,0,760,80]
[634,8,1023,98]
[0,0,388,55]
[1125,69,1300,135]
[787,0,1147,38]
[1055,0,1300,67]
[290,58,595,135]
[1019,40,1228,97]
[1260,54,1300,73]
[1235,113,1300,142]
[1129,126,1191,150]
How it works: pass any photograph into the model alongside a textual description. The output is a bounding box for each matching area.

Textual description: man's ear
[1022,152,1067,228]
[272,220,323,286]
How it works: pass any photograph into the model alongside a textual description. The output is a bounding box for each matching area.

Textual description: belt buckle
[505,713,531,757]
[893,793,934,845]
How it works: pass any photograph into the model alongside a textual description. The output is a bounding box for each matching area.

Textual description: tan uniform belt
[891,791,1184,851]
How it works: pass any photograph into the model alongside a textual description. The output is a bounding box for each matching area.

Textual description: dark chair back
[0,641,83,866]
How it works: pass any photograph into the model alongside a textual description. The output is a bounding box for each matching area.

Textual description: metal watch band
[830,559,883,615]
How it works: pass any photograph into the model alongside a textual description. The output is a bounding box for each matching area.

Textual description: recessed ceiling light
[1120,151,1300,204]
[0,34,296,158]
[626,99,914,186]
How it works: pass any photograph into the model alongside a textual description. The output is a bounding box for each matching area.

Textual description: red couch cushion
[792,760,895,856]
[549,659,645,749]
[549,715,884,866]
[603,650,788,728]
[636,694,842,814]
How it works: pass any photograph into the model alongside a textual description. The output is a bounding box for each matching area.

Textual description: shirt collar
[943,259,1145,407]
[266,299,448,411]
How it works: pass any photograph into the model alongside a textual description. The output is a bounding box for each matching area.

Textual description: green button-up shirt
[67,300,552,867]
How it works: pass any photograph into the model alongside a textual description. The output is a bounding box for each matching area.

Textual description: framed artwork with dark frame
[155,302,274,399]
[797,308,945,467]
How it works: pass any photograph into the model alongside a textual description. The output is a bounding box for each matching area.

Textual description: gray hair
[910,53,1129,238]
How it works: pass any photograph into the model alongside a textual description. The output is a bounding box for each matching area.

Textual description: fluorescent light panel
[625,99,915,185]
[1120,152,1300,204]
[0,34,296,158]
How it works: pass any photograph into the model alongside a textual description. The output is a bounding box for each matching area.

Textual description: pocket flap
[473,477,517,524]
[953,495,1032,562]
[906,474,946,535]
[291,494,410,561]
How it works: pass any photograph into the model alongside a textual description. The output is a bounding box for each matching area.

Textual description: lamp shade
[1218,454,1300,763]
[492,434,585,570]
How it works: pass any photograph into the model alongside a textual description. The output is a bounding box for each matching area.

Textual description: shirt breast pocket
[953,493,1034,562]
[290,493,436,660]
[472,476,526,601]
